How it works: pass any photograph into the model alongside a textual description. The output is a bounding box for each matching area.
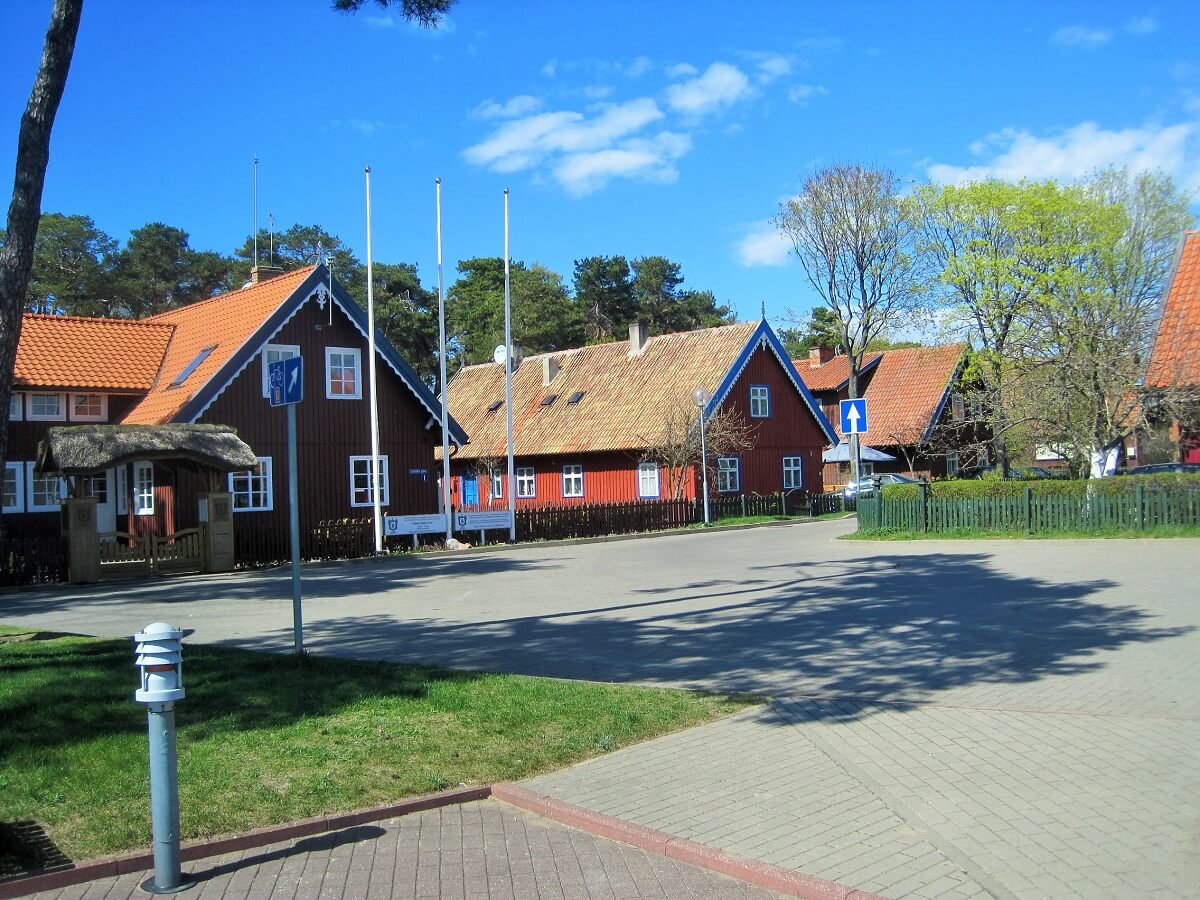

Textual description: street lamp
[692,386,710,525]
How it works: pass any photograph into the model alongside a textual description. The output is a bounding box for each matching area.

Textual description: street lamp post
[692,387,710,526]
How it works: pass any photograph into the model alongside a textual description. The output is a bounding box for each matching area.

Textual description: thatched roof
[37,425,258,475]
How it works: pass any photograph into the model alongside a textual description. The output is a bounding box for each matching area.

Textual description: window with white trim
[25,462,66,512]
[951,394,965,421]
[3,462,23,513]
[116,465,128,515]
[637,461,660,499]
[70,393,107,422]
[783,456,803,490]
[562,464,584,498]
[749,385,770,418]
[82,473,108,504]
[27,392,65,421]
[491,468,504,499]
[133,461,154,516]
[325,347,362,400]
[261,344,300,397]
[9,393,22,421]
[946,452,960,477]
[229,457,273,511]
[717,457,740,493]
[349,455,390,507]
[516,466,536,499]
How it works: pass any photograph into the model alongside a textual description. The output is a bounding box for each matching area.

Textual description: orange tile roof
[1146,230,1200,388]
[446,322,761,460]
[793,352,882,392]
[123,267,315,423]
[15,314,174,391]
[796,344,965,447]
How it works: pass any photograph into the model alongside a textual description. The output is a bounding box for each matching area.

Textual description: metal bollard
[133,623,192,894]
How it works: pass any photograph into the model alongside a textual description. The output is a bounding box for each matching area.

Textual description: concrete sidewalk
[17,801,789,900]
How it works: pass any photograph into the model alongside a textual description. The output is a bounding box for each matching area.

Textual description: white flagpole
[437,178,452,541]
[504,188,515,543]
[365,166,384,554]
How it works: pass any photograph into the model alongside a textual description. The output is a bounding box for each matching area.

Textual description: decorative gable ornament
[310,284,329,311]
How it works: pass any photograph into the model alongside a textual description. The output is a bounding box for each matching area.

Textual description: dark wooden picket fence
[235,518,404,568]
[857,483,1200,534]
[0,535,66,586]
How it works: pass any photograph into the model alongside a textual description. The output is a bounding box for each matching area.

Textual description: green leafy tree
[370,261,440,384]
[109,223,232,318]
[26,212,118,315]
[448,257,583,365]
[232,223,364,299]
[630,256,733,334]
[573,255,635,343]
[778,306,844,357]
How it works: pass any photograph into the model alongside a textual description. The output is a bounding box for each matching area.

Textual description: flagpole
[503,188,515,543]
[365,166,384,554]
[437,178,452,542]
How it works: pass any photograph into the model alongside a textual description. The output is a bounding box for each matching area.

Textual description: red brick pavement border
[491,782,886,900]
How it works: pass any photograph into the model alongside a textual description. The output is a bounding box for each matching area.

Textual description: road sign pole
[287,403,303,655]
[852,432,861,485]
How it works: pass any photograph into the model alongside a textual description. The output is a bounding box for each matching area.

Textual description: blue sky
[3,1,1198,328]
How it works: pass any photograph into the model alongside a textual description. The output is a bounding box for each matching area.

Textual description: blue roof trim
[921,352,968,444]
[823,353,883,393]
[708,320,838,444]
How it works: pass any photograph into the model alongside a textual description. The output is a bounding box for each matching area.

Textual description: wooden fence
[98,528,206,577]
[857,484,1200,534]
[0,535,66,586]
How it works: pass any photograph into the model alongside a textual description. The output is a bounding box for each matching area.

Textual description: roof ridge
[21,312,174,330]
[144,265,316,322]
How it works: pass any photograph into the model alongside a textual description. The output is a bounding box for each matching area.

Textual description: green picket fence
[857,484,1200,535]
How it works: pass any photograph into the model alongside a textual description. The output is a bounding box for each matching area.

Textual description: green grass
[0,626,754,872]
[845,524,1200,540]
[688,510,850,529]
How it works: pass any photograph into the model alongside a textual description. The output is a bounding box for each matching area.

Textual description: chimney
[249,264,285,285]
[809,345,835,368]
[628,321,649,355]
[543,355,560,386]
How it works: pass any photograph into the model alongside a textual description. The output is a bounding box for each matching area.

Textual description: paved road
[4,520,1199,898]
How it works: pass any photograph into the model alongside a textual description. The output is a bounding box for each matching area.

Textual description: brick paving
[20,801,786,900]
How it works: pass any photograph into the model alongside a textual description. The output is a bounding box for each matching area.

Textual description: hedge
[884,473,1200,501]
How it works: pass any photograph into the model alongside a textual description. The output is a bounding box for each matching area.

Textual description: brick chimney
[543,355,560,386]
[809,345,835,368]
[249,264,285,285]
[628,321,649,355]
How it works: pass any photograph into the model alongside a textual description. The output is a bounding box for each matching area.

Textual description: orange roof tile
[15,314,174,391]
[1146,230,1200,388]
[792,352,882,392]
[447,322,762,460]
[123,267,315,424]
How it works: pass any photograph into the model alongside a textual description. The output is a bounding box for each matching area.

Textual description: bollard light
[133,623,192,894]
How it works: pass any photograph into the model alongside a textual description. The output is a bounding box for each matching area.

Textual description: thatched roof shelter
[37,424,258,476]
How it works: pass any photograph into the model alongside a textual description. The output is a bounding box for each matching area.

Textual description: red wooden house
[444,320,836,507]
[1144,230,1200,463]
[5,265,466,541]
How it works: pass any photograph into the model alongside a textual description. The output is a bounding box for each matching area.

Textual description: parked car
[843,473,919,500]
[1117,463,1200,475]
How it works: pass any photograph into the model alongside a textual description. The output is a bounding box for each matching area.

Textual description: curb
[0,785,490,899]
[491,783,885,900]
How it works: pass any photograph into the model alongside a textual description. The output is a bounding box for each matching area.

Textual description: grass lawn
[688,510,851,529]
[845,525,1200,540]
[0,626,754,874]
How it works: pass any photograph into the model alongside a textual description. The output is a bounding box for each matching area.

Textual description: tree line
[774,164,1196,476]
[16,214,735,383]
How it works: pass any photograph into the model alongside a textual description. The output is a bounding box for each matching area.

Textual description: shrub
[884,473,1200,501]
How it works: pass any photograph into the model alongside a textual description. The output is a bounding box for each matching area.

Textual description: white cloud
[752,53,792,84]
[581,85,614,100]
[470,95,544,120]
[1124,15,1158,35]
[624,56,653,78]
[666,62,698,79]
[787,83,829,104]
[542,59,558,78]
[554,133,692,196]
[366,15,395,29]
[665,62,752,115]
[1051,24,1112,48]
[348,119,383,137]
[926,120,1200,191]
[735,226,791,268]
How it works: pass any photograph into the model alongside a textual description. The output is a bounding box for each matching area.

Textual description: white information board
[384,514,445,536]
[454,510,515,531]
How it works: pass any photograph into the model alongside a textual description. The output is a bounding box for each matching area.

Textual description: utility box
[63,496,100,584]
[199,492,234,572]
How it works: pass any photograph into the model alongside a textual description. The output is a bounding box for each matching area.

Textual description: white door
[87,469,117,535]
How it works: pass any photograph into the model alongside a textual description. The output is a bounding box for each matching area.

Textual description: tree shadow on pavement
[282,551,1191,722]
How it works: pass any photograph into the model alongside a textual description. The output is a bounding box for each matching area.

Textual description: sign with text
[384,514,444,536]
[454,510,514,532]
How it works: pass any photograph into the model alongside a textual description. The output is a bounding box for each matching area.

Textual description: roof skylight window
[170,345,216,387]
[541,394,557,407]
[487,400,503,412]
[567,390,586,405]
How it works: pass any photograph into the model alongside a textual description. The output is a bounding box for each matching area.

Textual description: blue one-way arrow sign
[840,397,868,435]
[269,356,303,406]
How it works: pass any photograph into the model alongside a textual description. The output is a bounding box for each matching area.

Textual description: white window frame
[9,393,22,421]
[261,344,300,398]
[516,466,536,499]
[783,456,803,490]
[25,462,66,512]
[951,394,965,421]
[26,392,65,421]
[116,465,128,515]
[717,457,740,493]
[562,464,584,498]
[82,472,109,504]
[749,384,770,418]
[229,457,274,512]
[133,461,155,516]
[325,346,363,400]
[491,468,504,500]
[3,462,24,514]
[637,461,660,499]
[349,455,390,507]
[70,393,108,422]
[946,452,960,477]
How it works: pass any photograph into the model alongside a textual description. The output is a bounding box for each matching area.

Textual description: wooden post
[1024,486,1032,535]
[919,482,929,533]
[1136,483,1144,530]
